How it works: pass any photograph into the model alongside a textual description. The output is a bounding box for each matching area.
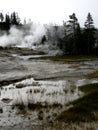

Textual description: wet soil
[0,47,98,129]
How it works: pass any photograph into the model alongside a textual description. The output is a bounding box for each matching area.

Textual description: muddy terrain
[0,47,98,130]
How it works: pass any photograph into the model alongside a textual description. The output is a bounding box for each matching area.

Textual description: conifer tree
[11,12,20,25]
[83,12,96,54]
[0,12,4,22]
[65,13,79,54]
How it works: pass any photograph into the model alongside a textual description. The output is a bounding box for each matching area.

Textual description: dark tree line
[62,13,97,55]
[0,12,21,30]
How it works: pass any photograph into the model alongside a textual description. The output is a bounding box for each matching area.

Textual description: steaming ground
[0,23,46,48]
[0,48,98,129]
[0,23,65,56]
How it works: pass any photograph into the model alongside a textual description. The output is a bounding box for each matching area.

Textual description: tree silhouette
[83,12,96,54]
[5,13,11,30]
[74,23,83,54]
[0,12,4,22]
[65,13,79,54]
[11,12,20,25]
[84,13,94,29]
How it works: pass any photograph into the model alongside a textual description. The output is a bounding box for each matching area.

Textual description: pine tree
[11,12,20,25]
[74,23,82,54]
[69,13,78,34]
[66,13,79,54]
[84,12,96,54]
[5,13,11,30]
[84,13,94,29]
[0,12,4,22]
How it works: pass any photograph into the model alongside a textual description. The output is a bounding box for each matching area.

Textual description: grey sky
[0,0,98,27]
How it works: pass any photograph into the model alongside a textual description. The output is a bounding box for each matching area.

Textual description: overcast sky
[0,0,98,27]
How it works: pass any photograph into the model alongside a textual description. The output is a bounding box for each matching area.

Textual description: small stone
[1,98,13,103]
[0,108,3,113]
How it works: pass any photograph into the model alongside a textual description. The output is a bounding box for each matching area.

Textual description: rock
[0,108,3,113]
[1,98,13,103]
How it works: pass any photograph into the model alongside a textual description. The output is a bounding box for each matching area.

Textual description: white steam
[0,23,65,55]
[0,27,23,47]
[0,23,46,49]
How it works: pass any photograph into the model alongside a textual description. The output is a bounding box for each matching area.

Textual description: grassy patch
[57,91,98,122]
[30,55,98,63]
[14,101,62,112]
[28,102,43,110]
[87,70,98,78]
[79,83,98,93]
[28,102,62,110]
[57,83,98,123]
[14,103,25,111]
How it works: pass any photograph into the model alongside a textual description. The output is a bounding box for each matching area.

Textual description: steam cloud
[0,22,64,55]
[0,23,46,49]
